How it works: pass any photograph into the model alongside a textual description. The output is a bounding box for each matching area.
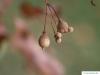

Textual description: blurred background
[0,0,100,75]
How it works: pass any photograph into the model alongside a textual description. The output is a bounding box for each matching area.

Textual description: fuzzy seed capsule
[68,26,74,32]
[55,38,62,44]
[57,19,69,33]
[55,32,62,39]
[39,32,50,49]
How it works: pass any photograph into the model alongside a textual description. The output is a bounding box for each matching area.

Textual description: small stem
[47,6,57,25]
[50,18,56,34]
[47,3,61,22]
[43,1,48,32]
[47,6,56,34]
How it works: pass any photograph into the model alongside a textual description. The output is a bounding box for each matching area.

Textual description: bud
[68,26,74,32]
[39,32,50,49]
[55,38,62,44]
[57,19,69,33]
[54,32,62,39]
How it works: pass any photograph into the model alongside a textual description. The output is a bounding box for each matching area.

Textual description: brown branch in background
[20,2,43,18]
[11,17,64,75]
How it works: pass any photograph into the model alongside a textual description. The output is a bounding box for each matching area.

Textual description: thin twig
[47,3,61,22]
[47,5,57,25]
[50,17,56,34]
[43,0,48,32]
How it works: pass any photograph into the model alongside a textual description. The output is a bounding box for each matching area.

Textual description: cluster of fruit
[38,0,74,49]
[0,0,74,50]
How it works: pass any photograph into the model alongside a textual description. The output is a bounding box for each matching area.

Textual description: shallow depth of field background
[0,0,100,75]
